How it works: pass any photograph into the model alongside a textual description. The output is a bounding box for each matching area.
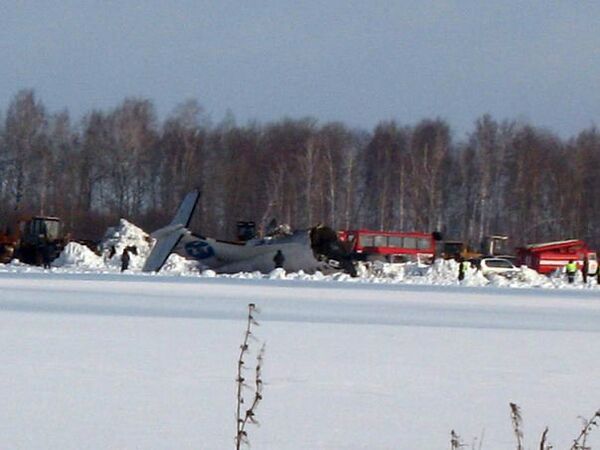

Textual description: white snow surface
[1,219,599,449]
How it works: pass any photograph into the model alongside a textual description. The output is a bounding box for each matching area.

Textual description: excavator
[440,235,511,260]
[0,216,68,265]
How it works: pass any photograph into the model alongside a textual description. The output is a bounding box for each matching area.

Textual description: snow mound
[53,218,200,275]
[350,259,488,286]
[161,253,199,274]
[101,219,153,271]
[52,242,105,269]
[268,268,287,279]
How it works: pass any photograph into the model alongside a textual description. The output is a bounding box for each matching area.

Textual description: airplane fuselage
[175,230,324,273]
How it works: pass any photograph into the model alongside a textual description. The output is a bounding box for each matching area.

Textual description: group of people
[564,257,599,284]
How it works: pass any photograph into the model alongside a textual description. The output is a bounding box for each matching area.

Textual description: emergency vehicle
[516,239,597,274]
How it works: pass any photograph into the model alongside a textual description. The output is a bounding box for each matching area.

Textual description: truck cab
[0,216,67,266]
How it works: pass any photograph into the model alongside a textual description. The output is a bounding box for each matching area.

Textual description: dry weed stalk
[570,409,600,450]
[474,429,485,450]
[451,429,465,450]
[539,426,552,450]
[235,303,265,450]
[510,402,524,450]
[452,404,600,450]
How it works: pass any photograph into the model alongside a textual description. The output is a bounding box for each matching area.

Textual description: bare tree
[362,121,409,230]
[408,119,451,231]
[3,89,48,215]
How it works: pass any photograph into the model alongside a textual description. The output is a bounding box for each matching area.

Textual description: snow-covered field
[1,221,599,449]
[1,265,599,450]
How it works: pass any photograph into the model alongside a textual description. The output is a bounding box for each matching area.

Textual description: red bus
[337,229,436,263]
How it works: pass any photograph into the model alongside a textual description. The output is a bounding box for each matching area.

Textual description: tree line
[1,89,599,250]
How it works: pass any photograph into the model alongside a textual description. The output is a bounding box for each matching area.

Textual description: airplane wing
[142,228,184,272]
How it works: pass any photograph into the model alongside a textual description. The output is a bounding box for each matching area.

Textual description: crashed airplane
[142,190,357,276]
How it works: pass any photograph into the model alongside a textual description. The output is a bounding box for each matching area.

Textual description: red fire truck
[337,229,436,263]
[516,239,597,274]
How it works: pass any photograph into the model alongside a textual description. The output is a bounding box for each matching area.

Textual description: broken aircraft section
[142,190,356,276]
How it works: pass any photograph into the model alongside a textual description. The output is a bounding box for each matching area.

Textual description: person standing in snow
[585,255,598,286]
[42,244,52,269]
[582,256,589,284]
[273,250,285,269]
[121,248,130,272]
[565,259,577,284]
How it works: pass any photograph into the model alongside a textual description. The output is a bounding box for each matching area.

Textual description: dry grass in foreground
[452,403,600,450]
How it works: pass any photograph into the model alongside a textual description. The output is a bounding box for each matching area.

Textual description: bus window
[359,235,374,247]
[417,238,431,250]
[388,236,403,247]
[373,235,387,247]
[403,237,417,249]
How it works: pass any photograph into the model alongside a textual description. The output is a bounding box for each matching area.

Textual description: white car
[479,257,519,277]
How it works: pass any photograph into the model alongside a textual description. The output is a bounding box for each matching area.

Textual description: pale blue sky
[1,1,599,137]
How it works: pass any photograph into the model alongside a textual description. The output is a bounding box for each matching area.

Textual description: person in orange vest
[565,259,577,284]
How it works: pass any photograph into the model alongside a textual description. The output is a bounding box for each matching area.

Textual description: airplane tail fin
[142,190,200,272]
[169,190,200,228]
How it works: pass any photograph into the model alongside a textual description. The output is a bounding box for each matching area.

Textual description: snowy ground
[1,266,599,450]
[1,220,599,449]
